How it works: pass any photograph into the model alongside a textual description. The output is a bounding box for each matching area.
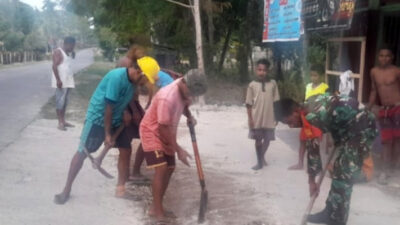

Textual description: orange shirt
[140,79,185,155]
[300,111,322,141]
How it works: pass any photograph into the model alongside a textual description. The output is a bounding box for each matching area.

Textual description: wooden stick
[300,146,337,225]
[92,124,125,169]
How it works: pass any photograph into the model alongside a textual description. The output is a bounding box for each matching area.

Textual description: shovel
[84,148,114,179]
[300,145,337,225]
[84,124,125,179]
[188,123,208,223]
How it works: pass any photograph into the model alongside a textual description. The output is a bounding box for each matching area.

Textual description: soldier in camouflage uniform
[275,94,378,225]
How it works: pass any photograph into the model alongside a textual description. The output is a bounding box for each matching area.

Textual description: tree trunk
[193,0,205,73]
[218,26,232,71]
[238,44,249,83]
[274,43,283,81]
[205,0,214,46]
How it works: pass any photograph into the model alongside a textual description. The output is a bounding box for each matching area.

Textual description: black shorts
[144,150,176,169]
[248,128,275,141]
[78,122,107,153]
[114,124,140,149]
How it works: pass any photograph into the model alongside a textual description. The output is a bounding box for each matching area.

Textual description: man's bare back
[371,65,400,106]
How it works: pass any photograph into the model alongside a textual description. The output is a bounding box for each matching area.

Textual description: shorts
[77,121,117,153]
[55,88,70,110]
[114,125,140,149]
[144,150,176,169]
[248,128,275,141]
[378,105,400,142]
[114,100,143,149]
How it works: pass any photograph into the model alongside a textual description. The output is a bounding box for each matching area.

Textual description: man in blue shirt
[54,62,150,204]
[94,55,176,198]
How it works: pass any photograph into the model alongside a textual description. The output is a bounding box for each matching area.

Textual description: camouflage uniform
[305,94,378,224]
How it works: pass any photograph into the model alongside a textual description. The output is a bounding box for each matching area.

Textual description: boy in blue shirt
[54,62,150,204]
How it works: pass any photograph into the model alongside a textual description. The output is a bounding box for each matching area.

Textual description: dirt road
[0,104,399,225]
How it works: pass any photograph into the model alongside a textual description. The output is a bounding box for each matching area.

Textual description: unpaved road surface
[0,105,399,225]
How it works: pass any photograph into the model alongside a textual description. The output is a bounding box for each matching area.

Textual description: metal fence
[0,51,46,65]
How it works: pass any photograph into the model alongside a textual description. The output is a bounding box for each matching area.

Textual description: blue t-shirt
[156,71,174,88]
[86,67,135,127]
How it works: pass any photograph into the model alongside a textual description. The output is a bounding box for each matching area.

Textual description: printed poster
[262,0,302,42]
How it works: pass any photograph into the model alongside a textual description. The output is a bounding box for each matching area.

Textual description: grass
[39,57,248,123]
[40,61,114,123]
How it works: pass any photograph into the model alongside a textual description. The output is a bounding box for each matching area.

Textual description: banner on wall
[262,0,302,42]
[302,0,356,31]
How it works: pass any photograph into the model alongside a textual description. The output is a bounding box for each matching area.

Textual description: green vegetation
[65,0,265,82]
[0,0,95,54]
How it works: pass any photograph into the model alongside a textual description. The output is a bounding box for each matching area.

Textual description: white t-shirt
[51,48,75,88]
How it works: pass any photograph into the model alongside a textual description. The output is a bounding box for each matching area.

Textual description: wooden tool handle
[300,146,337,225]
[188,123,206,184]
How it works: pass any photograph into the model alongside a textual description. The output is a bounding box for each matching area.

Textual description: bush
[277,70,305,103]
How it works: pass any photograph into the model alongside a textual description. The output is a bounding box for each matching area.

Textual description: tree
[0,0,95,53]
[64,0,266,82]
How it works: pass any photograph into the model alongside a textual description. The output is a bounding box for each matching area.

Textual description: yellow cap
[137,56,160,84]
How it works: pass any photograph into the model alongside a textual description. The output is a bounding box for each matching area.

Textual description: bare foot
[57,124,67,131]
[148,208,176,219]
[252,164,263,170]
[115,187,142,201]
[263,159,268,166]
[150,217,172,225]
[54,192,70,204]
[64,122,75,128]
[288,164,303,170]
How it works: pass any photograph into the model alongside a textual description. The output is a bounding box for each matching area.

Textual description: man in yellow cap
[137,56,160,85]
[93,55,185,196]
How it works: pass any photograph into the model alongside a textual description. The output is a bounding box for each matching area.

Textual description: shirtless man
[368,47,400,185]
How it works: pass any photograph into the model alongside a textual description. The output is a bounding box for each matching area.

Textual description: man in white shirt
[52,37,76,130]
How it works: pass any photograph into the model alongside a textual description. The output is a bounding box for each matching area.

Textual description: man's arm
[52,49,63,88]
[183,106,197,125]
[397,67,400,89]
[368,69,377,109]
[104,103,114,147]
[159,124,178,155]
[159,124,191,166]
